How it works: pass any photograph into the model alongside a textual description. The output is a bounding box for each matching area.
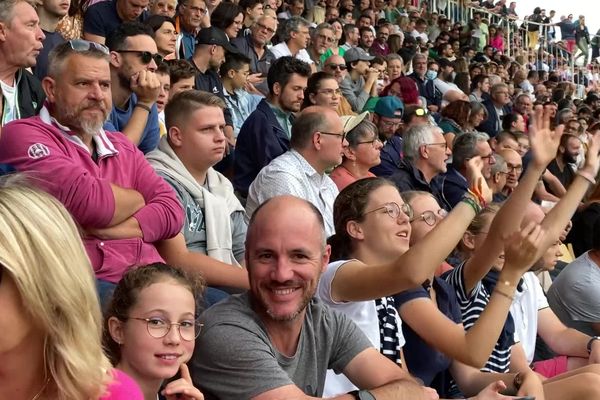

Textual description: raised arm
[332,158,492,302]
[462,106,563,294]
[399,223,548,368]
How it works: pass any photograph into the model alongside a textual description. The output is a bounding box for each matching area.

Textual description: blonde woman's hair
[0,177,111,399]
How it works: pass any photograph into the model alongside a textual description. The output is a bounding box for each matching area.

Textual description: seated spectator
[210,2,244,39]
[238,0,264,32]
[302,71,342,111]
[465,101,488,133]
[370,24,390,56]
[408,53,438,112]
[322,54,355,115]
[491,132,520,155]
[497,148,522,197]
[358,26,374,52]
[83,0,149,44]
[330,113,381,191]
[155,62,170,135]
[512,93,533,132]
[34,0,69,80]
[386,53,404,81]
[437,99,471,150]
[477,83,512,138]
[567,184,600,257]
[502,112,526,133]
[549,217,600,336]
[488,153,509,202]
[221,52,262,139]
[104,263,204,399]
[147,91,250,293]
[0,181,143,399]
[233,56,311,198]
[369,96,405,177]
[435,132,494,209]
[144,15,177,59]
[166,59,197,97]
[0,40,183,304]
[246,106,345,236]
[546,134,582,194]
[231,14,277,84]
[105,22,162,153]
[307,23,335,69]
[389,124,452,210]
[339,47,378,112]
[468,74,490,103]
[190,26,237,146]
[173,0,208,60]
[149,0,177,17]
[0,0,45,127]
[190,195,428,399]
[380,76,421,106]
[267,16,314,68]
[340,23,359,51]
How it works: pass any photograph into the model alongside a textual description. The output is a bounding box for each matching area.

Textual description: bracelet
[493,288,515,301]
[462,194,482,214]
[577,170,597,185]
[135,103,152,113]
[587,336,600,354]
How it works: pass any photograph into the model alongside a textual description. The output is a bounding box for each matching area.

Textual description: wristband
[577,170,597,185]
[494,288,515,301]
[135,103,152,113]
[587,336,600,354]
[462,194,482,214]
[467,188,487,209]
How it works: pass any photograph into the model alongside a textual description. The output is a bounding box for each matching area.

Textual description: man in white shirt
[246,106,348,237]
[267,16,315,70]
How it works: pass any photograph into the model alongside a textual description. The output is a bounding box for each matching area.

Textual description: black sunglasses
[117,50,164,65]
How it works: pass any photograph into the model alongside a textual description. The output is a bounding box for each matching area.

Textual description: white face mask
[425,69,438,80]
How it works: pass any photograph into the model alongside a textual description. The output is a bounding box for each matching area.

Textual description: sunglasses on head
[68,39,109,55]
[117,50,164,65]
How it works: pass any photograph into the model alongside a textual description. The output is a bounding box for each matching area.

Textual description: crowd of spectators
[4,0,600,399]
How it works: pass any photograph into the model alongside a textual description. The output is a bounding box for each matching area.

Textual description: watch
[349,389,376,400]
[587,336,600,354]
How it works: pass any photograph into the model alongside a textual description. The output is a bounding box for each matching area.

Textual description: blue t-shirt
[104,93,160,154]
[394,277,463,397]
[34,30,66,80]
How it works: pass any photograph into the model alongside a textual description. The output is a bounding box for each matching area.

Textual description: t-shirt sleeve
[192,322,296,400]
[326,308,373,374]
[100,369,143,400]
[83,5,107,37]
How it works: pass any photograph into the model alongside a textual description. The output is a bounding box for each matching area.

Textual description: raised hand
[162,363,204,400]
[502,222,546,276]
[465,156,493,205]
[529,105,564,169]
[130,70,161,105]
[582,130,600,176]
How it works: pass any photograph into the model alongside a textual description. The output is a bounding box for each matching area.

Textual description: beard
[562,152,578,164]
[55,100,109,137]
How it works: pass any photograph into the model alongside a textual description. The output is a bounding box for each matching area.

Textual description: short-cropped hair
[165,90,226,130]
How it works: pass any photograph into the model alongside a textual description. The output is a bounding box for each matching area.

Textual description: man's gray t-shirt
[547,252,600,336]
[159,173,247,263]
[190,292,372,399]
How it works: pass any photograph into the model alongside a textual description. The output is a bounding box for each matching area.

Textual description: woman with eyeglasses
[210,2,244,39]
[303,71,342,111]
[0,181,143,399]
[104,263,205,400]
[318,168,540,397]
[330,115,382,191]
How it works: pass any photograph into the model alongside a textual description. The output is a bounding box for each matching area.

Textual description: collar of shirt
[39,104,119,159]
[289,149,327,183]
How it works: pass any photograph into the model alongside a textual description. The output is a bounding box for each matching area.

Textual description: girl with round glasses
[105,263,204,400]
[0,181,142,399]
[318,164,540,397]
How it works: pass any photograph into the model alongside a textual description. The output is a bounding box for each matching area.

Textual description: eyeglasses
[319,131,347,141]
[356,137,382,148]
[410,208,448,226]
[316,88,342,96]
[480,152,495,162]
[129,317,202,341]
[318,34,335,43]
[425,142,448,150]
[68,39,109,55]
[325,63,347,71]
[185,4,208,15]
[117,50,164,65]
[256,22,276,34]
[379,119,402,127]
[506,163,523,173]
[364,202,413,220]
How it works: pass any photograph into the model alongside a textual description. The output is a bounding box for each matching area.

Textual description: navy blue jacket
[370,135,403,177]
[233,99,290,196]
[389,159,451,210]
[433,165,469,209]
[477,98,511,138]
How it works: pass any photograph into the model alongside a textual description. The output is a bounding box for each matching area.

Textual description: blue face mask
[426,69,438,80]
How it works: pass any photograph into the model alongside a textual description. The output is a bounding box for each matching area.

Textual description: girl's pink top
[100,369,143,400]
[490,36,505,53]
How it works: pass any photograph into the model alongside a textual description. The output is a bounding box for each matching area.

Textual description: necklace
[31,377,50,400]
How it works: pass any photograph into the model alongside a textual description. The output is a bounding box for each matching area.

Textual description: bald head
[290,105,338,149]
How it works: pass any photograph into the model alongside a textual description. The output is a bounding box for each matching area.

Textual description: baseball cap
[344,47,375,63]
[374,96,404,119]
[196,27,238,53]
[341,111,370,133]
